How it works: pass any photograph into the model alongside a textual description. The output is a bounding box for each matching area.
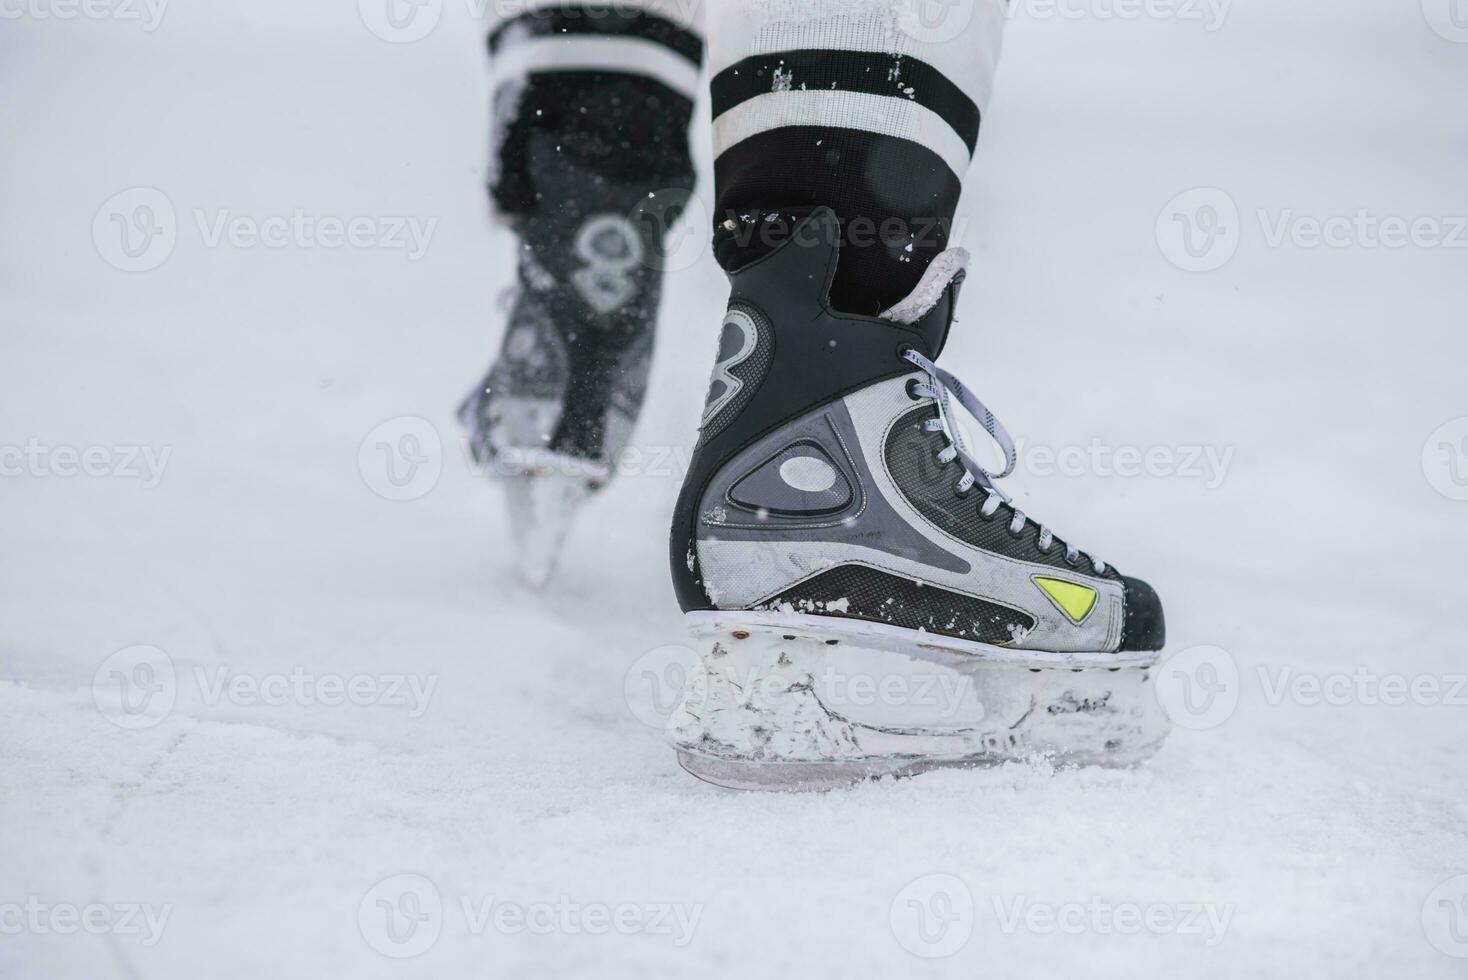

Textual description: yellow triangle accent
[1033,577,1098,624]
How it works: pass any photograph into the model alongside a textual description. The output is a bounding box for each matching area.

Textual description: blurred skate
[460,135,670,587]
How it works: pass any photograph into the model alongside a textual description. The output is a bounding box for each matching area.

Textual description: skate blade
[677,752,997,793]
[502,470,599,589]
[667,627,1169,792]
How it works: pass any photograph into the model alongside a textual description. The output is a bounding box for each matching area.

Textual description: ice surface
[2,2,1467,978]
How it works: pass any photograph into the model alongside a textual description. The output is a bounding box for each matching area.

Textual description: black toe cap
[1119,575,1166,652]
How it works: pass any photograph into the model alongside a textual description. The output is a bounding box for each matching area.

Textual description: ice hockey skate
[459,136,674,587]
[666,209,1169,789]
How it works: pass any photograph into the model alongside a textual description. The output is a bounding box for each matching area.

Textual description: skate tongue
[879,248,970,326]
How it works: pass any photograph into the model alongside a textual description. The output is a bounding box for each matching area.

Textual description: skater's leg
[685,0,1163,651]
[463,1,704,585]
[668,1,1168,786]
[707,0,1007,315]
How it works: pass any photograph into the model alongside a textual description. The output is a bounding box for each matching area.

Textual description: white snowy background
[3,0,1467,976]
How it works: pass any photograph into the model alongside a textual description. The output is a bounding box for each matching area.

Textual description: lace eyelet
[905,378,923,401]
[1064,553,1081,566]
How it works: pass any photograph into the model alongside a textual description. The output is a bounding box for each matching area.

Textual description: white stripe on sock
[491,35,702,101]
[712,89,973,179]
[708,0,1006,114]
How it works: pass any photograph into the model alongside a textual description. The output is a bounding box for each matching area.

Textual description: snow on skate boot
[460,135,681,587]
[666,208,1168,789]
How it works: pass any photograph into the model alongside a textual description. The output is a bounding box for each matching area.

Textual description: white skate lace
[903,348,1107,574]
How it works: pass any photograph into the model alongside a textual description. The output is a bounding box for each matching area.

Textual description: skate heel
[666,616,1170,791]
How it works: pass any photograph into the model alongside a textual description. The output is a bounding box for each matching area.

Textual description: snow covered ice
[3,1,1468,977]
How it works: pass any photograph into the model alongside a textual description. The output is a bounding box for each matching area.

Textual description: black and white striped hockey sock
[709,0,1006,315]
[486,1,705,218]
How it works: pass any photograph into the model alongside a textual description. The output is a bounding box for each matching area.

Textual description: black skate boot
[665,209,1168,789]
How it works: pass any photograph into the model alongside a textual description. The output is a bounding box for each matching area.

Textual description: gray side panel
[728,441,854,515]
[696,399,969,575]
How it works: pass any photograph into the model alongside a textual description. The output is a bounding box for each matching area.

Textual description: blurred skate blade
[504,472,597,589]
